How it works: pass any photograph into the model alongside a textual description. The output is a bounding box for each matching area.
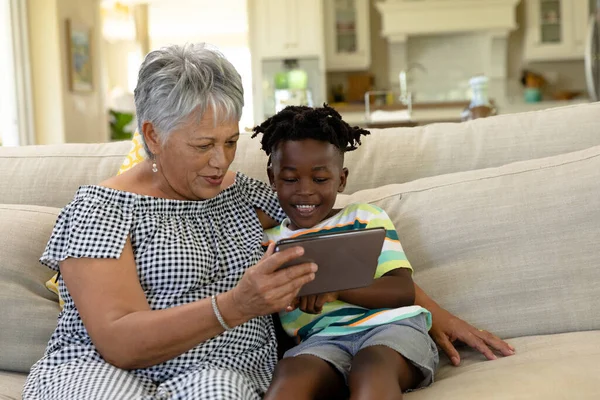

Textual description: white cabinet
[324,0,371,71]
[524,0,591,62]
[251,0,323,59]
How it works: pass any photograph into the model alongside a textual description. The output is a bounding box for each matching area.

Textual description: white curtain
[0,0,35,146]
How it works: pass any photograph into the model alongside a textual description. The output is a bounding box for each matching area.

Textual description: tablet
[275,227,386,297]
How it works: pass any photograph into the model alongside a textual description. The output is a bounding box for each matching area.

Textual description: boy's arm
[299,268,414,314]
[337,268,414,309]
[338,205,415,309]
[257,209,279,229]
[298,204,415,314]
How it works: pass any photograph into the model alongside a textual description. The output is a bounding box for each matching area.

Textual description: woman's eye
[226,141,238,147]
[197,145,212,150]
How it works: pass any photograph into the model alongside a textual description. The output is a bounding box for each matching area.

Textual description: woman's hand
[297,292,339,314]
[429,306,515,366]
[231,243,317,319]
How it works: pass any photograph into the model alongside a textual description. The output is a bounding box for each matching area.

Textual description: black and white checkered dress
[23,172,286,400]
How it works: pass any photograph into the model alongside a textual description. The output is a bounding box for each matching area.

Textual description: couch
[1,103,599,399]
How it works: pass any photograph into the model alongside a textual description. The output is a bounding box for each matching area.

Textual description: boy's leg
[348,314,439,400]
[264,354,347,400]
[348,345,421,400]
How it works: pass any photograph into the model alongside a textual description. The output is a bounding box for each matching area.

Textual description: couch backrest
[0,141,133,208]
[335,144,600,340]
[0,103,598,208]
[234,103,600,194]
[4,143,599,374]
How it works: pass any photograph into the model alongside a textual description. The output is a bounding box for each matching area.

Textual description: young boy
[252,105,439,400]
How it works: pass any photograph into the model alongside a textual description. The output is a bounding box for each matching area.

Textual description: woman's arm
[298,269,414,314]
[414,283,515,365]
[62,240,316,370]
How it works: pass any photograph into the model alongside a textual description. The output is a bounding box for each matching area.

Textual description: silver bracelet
[211,294,232,331]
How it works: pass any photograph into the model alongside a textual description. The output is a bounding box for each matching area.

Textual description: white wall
[407,34,489,102]
[148,0,254,130]
[27,0,108,144]
[104,40,139,94]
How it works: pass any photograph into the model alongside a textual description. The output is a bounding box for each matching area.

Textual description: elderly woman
[23,44,513,399]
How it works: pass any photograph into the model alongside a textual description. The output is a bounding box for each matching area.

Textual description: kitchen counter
[331,99,590,127]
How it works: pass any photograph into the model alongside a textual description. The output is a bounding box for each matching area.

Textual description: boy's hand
[298,292,339,314]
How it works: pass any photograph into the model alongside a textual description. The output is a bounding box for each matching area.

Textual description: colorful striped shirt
[263,203,431,341]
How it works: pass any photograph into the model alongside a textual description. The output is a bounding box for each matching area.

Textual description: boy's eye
[314,178,329,183]
[282,178,298,183]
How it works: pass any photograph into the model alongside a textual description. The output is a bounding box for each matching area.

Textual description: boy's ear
[267,165,276,191]
[338,167,349,193]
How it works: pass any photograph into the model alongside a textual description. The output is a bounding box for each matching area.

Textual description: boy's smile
[269,139,348,230]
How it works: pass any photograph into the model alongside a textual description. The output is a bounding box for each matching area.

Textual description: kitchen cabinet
[324,0,371,71]
[251,0,323,59]
[524,0,591,61]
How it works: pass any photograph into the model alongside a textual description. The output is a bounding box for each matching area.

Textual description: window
[0,0,19,146]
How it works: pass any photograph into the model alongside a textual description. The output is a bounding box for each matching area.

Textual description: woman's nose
[208,147,227,169]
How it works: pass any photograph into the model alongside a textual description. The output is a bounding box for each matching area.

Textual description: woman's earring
[152,161,158,173]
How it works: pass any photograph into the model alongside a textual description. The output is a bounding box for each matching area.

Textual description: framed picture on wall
[66,19,93,92]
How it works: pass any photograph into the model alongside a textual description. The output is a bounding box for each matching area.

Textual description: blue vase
[524,88,542,103]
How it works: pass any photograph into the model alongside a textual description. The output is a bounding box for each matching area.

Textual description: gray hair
[134,43,244,155]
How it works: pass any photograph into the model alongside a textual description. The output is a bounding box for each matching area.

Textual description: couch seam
[365,151,600,203]
[0,206,60,216]
[0,155,128,159]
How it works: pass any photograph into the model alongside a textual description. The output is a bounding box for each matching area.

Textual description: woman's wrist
[214,290,252,329]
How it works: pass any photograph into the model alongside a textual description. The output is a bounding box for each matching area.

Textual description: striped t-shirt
[263,203,431,341]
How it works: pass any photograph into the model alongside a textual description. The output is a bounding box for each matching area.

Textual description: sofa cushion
[0,370,27,400]
[406,331,600,399]
[336,144,600,339]
[0,205,61,373]
[0,141,133,208]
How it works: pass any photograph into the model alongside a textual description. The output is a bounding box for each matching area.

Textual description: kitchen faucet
[399,62,427,109]
[363,62,427,123]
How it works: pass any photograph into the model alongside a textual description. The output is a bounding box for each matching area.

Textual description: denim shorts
[283,313,439,388]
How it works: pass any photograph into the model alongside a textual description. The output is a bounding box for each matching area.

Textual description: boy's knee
[352,346,396,371]
[272,358,304,382]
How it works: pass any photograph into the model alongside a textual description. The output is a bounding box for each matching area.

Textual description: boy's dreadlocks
[251,105,370,158]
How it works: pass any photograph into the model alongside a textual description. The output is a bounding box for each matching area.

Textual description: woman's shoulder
[98,163,149,197]
[230,172,275,199]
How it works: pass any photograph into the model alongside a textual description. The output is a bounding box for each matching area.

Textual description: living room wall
[27,0,107,145]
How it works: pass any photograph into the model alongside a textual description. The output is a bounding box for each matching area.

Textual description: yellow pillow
[117,131,146,175]
[46,132,146,308]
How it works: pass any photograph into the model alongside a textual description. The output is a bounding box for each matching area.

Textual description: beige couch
[1,103,599,399]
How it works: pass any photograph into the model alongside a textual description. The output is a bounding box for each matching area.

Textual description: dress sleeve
[236,173,286,223]
[39,191,134,272]
[363,204,413,278]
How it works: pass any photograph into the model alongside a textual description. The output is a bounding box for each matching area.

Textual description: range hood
[376,0,520,42]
